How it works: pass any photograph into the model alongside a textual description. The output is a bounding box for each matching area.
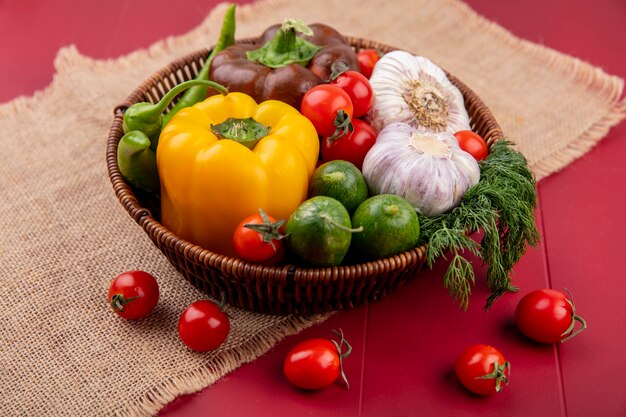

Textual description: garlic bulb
[362,123,480,216]
[368,50,471,134]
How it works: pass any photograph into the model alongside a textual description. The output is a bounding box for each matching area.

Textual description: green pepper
[122,79,228,145]
[117,130,160,194]
[162,4,237,126]
[119,79,228,193]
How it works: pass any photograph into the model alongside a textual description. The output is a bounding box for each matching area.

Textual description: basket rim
[106,36,504,285]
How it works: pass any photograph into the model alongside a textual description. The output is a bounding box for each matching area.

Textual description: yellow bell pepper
[157,92,319,256]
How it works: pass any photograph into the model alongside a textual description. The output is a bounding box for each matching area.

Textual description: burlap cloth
[1,0,624,415]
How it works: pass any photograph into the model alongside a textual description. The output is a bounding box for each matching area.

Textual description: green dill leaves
[418,140,540,310]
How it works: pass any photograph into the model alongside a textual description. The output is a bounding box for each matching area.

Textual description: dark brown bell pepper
[208,20,359,109]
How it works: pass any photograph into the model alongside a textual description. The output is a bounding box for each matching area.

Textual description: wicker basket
[106,37,503,315]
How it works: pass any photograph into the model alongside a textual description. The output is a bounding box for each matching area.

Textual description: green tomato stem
[560,290,587,342]
[475,360,510,393]
[327,110,354,142]
[243,208,287,249]
[560,314,587,343]
[110,294,141,313]
[331,329,352,389]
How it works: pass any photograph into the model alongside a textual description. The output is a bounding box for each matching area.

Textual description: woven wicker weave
[106,37,504,315]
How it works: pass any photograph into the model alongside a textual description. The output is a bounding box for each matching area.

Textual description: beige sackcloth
[1,0,624,415]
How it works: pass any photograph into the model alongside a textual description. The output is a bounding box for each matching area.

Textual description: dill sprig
[417,140,540,310]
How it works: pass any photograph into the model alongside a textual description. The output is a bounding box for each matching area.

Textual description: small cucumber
[351,194,420,259]
[285,196,361,266]
[308,160,369,213]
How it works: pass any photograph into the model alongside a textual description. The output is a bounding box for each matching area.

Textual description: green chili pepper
[246,19,321,68]
[119,79,228,194]
[117,130,160,194]
[122,79,229,146]
[162,4,237,126]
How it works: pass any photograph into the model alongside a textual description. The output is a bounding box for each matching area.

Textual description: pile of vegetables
[117,4,539,310]
[108,5,592,400]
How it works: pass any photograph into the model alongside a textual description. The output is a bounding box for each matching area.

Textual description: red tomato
[283,330,352,390]
[330,70,374,118]
[107,270,159,320]
[515,289,587,343]
[321,118,377,170]
[233,209,285,264]
[300,84,354,138]
[454,344,510,395]
[178,300,230,352]
[357,48,380,79]
[453,130,489,161]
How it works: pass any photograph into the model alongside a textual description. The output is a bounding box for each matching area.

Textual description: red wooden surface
[2,1,624,416]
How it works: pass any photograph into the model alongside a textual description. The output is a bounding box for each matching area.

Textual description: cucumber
[285,196,361,266]
[351,194,420,259]
[308,160,368,213]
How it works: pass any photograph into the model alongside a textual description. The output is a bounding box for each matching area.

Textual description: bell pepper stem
[246,18,321,68]
[211,117,270,149]
[272,19,304,54]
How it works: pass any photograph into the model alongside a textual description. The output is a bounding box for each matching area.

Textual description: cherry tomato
[357,48,381,79]
[330,70,374,118]
[321,118,377,170]
[107,270,159,320]
[283,330,352,390]
[178,300,230,352]
[453,130,489,161]
[454,344,510,395]
[515,289,587,343]
[301,84,354,138]
[233,209,285,264]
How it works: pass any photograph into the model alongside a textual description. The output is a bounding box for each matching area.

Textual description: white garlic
[362,123,480,216]
[368,50,471,134]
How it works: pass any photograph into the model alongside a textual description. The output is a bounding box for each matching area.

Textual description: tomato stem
[209,291,233,320]
[327,60,350,82]
[243,208,287,250]
[560,314,588,343]
[560,289,587,342]
[327,110,354,143]
[331,329,352,389]
[110,294,141,313]
[475,360,510,393]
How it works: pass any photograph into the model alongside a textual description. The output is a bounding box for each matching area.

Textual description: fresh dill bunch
[424,221,480,309]
[418,140,540,310]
